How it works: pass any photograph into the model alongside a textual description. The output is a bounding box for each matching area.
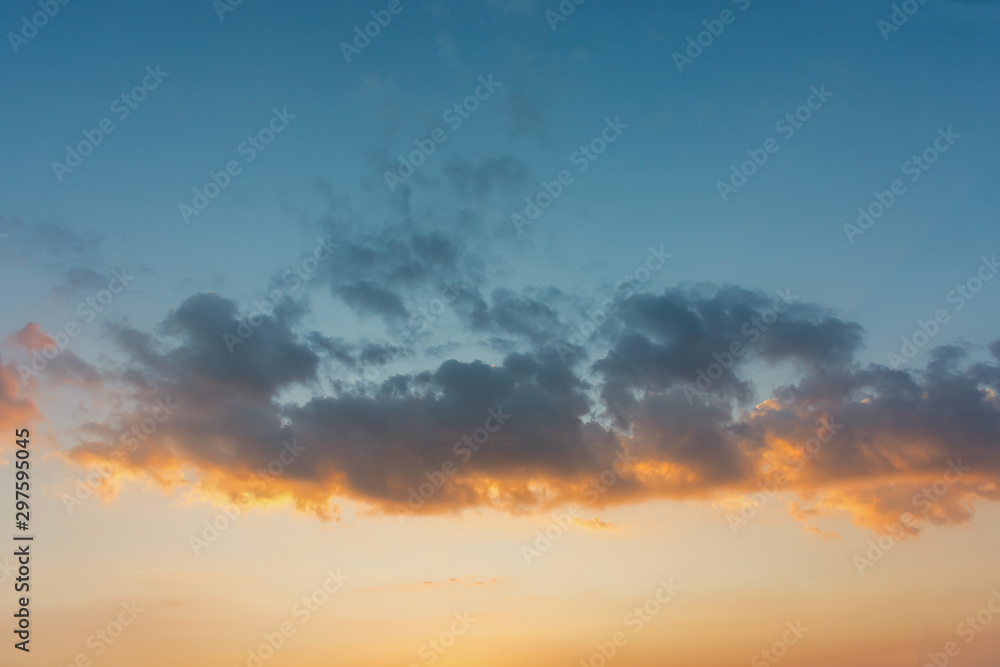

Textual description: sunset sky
[2,1,1000,665]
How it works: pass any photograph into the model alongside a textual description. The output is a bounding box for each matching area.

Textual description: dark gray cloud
[760,354,996,481]
[593,286,865,420]
[313,221,477,327]
[469,287,570,347]
[53,277,1000,533]
[305,333,356,369]
[114,293,321,399]
[339,281,409,322]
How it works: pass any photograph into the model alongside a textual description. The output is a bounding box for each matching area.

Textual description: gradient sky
[2,1,1000,666]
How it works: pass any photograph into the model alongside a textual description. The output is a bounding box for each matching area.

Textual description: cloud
[574,516,616,530]
[8,323,56,352]
[4,323,101,389]
[35,272,1000,538]
[471,287,570,347]
[312,221,476,327]
[132,292,322,398]
[0,355,39,440]
[593,285,864,421]
[338,281,409,322]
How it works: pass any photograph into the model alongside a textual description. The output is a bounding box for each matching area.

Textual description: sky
[1,0,1000,665]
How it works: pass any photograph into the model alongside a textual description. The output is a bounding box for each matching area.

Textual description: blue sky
[3,0,998,372]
